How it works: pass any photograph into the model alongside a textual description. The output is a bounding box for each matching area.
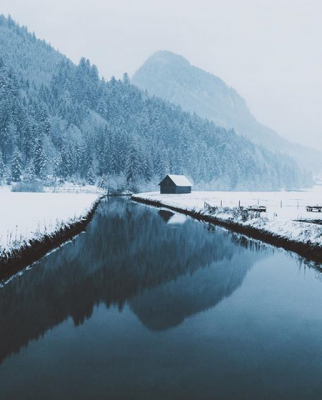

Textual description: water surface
[0,198,322,400]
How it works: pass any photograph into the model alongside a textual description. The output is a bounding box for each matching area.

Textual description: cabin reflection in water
[158,209,187,225]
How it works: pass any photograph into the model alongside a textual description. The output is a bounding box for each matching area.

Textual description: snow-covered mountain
[0,16,312,190]
[133,51,322,173]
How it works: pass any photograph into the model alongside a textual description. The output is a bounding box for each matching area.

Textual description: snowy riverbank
[0,187,100,258]
[132,188,322,261]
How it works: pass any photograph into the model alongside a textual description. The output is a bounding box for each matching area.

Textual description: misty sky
[2,0,322,150]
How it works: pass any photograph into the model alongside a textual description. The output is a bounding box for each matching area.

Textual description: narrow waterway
[0,198,321,400]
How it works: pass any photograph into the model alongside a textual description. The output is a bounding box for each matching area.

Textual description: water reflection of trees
[0,199,269,364]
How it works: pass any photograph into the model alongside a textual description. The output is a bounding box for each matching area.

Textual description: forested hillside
[0,15,312,190]
[133,51,322,173]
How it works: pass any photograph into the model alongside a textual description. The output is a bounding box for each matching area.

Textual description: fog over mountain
[133,51,322,173]
[0,16,312,190]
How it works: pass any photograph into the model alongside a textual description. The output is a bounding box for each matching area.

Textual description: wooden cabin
[159,175,192,194]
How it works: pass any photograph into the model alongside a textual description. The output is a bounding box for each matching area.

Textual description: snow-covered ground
[134,186,322,247]
[0,186,99,256]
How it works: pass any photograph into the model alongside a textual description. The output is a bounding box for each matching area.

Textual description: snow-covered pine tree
[96,132,107,176]
[155,148,169,180]
[84,149,94,177]
[122,72,130,85]
[38,105,51,136]
[52,155,62,179]
[11,148,23,181]
[143,154,153,182]
[86,162,96,185]
[24,159,36,182]
[33,139,47,179]
[59,147,73,178]
[125,143,141,183]
[0,151,5,180]
[97,174,108,189]
[73,141,81,175]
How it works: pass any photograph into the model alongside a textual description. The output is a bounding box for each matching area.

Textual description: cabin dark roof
[159,175,192,187]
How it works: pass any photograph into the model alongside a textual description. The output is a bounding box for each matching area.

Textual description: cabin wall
[175,186,191,194]
[160,186,191,194]
[160,186,176,194]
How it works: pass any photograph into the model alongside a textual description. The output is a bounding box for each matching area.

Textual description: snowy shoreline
[0,190,103,281]
[132,190,322,264]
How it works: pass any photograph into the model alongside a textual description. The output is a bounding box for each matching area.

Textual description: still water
[0,198,322,400]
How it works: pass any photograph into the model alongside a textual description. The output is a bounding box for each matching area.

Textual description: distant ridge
[133,51,322,173]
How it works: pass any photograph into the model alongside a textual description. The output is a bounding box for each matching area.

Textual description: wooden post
[220,200,223,207]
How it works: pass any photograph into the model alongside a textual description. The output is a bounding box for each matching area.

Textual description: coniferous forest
[0,15,312,191]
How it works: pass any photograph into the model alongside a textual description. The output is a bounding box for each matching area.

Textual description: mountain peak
[132,50,246,131]
[132,50,322,172]
[144,50,191,66]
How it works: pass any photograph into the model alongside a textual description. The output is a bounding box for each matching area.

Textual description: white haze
[2,0,322,150]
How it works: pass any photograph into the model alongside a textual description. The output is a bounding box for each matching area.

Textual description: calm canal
[0,198,322,400]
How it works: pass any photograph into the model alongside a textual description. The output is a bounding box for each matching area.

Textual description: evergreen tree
[125,143,141,183]
[24,159,36,182]
[23,159,36,182]
[97,174,108,189]
[11,148,22,181]
[122,72,130,85]
[0,151,5,180]
[33,139,47,179]
[143,155,153,182]
[60,147,73,178]
[86,162,96,185]
[52,155,62,180]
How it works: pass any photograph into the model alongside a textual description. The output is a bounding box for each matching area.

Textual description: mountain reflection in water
[0,198,267,364]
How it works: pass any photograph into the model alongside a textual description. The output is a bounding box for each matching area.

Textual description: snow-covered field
[0,187,99,255]
[134,186,322,247]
